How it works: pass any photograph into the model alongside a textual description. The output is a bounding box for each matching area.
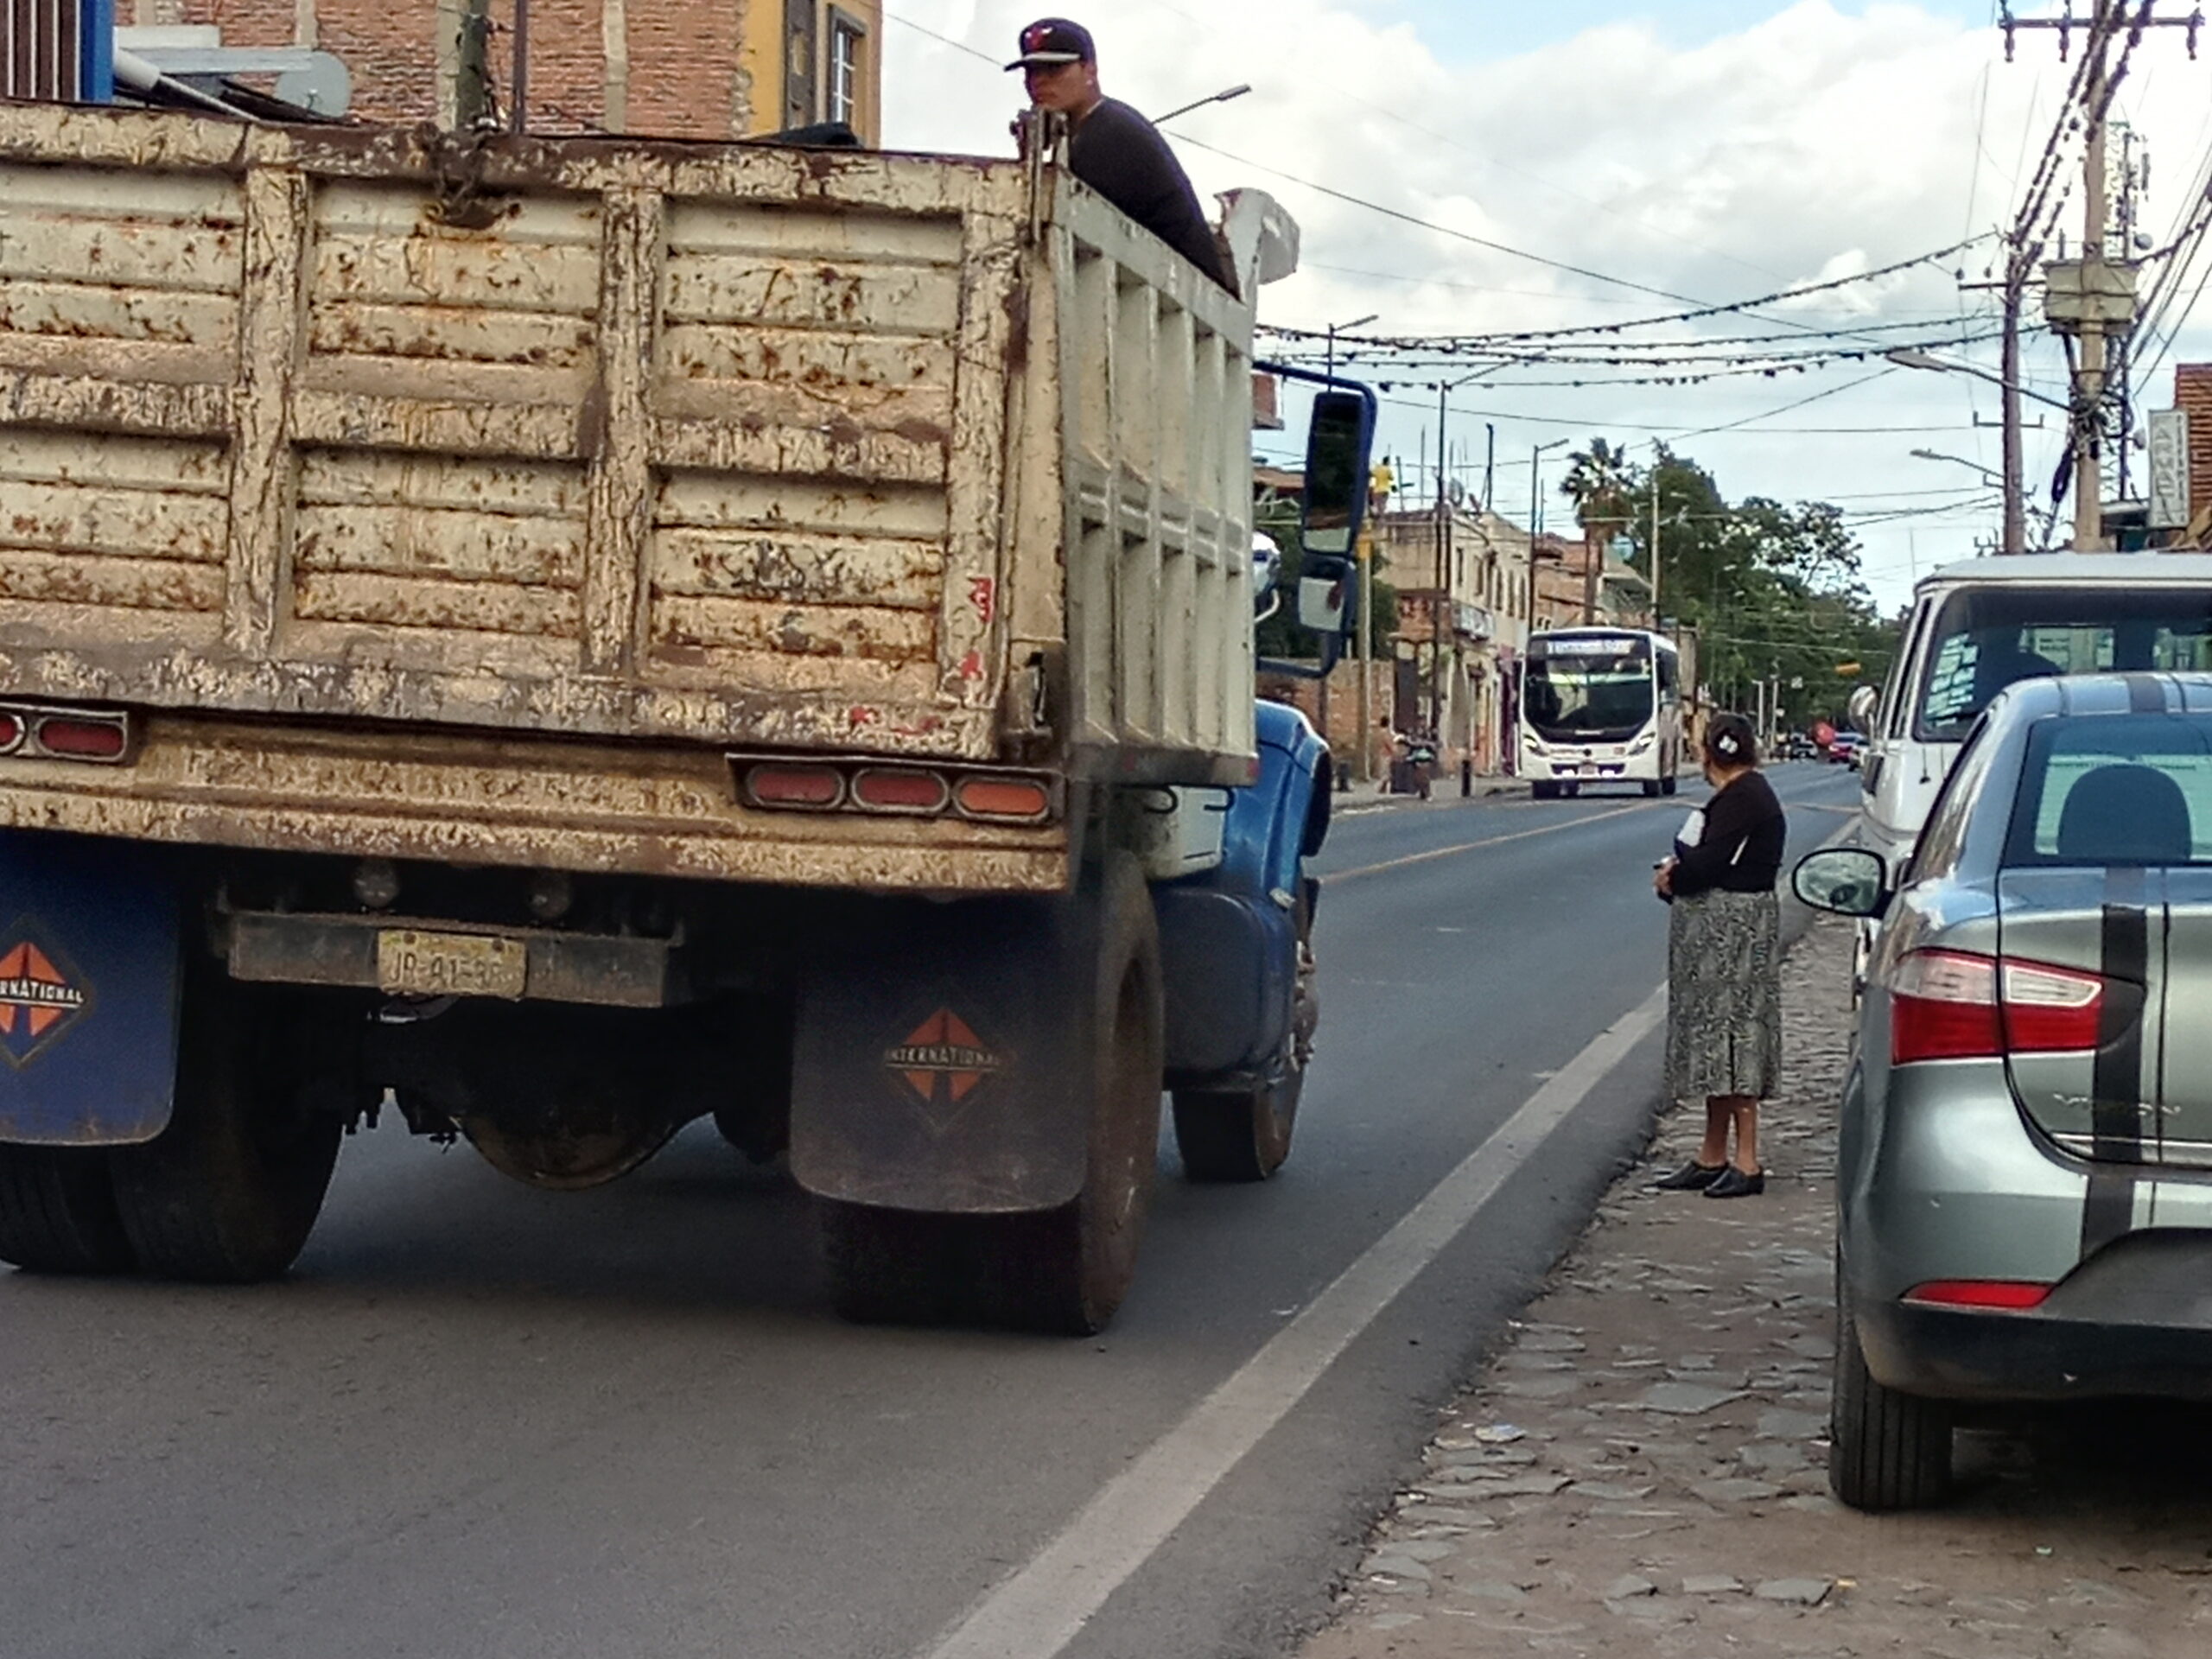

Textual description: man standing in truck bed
[1009,17,1236,293]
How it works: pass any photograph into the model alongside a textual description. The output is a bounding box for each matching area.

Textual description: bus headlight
[1628,734,1654,753]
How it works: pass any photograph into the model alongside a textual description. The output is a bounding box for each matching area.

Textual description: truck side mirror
[1298,556,1356,637]
[1300,390,1377,556]
[1847,683,1878,731]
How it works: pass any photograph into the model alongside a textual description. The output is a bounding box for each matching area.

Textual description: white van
[1853,553,2212,972]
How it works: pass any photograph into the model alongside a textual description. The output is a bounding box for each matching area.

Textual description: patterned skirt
[1665,887,1783,1102]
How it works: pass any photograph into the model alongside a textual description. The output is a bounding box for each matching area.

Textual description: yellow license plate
[375,930,527,999]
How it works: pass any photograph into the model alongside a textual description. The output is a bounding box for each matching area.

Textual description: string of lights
[1258,239,1993,351]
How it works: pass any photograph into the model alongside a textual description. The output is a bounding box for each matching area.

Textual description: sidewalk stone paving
[1300,916,2212,1659]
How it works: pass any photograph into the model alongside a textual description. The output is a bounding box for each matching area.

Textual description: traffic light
[1834,662,1861,677]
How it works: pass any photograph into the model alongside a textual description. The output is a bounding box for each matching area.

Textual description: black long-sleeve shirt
[1669,770,1786,897]
[1069,99,1236,292]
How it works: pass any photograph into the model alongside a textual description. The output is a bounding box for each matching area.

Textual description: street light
[1885,348,2070,411]
[1887,347,2064,556]
[1153,83,1253,124]
[1324,312,1378,382]
[1909,448,2006,487]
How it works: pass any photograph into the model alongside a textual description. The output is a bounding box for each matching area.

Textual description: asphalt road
[0,763,1863,1659]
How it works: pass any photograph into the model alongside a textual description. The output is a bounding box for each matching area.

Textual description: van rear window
[1916,588,2212,741]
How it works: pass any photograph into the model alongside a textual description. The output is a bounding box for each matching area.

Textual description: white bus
[1519,627,1685,798]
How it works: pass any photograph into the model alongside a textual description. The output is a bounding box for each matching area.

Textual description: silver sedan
[1795,671,2212,1511]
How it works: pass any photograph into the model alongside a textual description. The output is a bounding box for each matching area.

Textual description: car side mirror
[1792,847,1889,918]
[1847,684,1878,731]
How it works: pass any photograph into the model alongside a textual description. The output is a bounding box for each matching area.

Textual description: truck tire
[1173,880,1312,1183]
[821,1200,967,1325]
[0,1145,135,1274]
[1172,1076,1298,1184]
[111,975,342,1284]
[1009,852,1164,1335]
[1829,1270,1954,1511]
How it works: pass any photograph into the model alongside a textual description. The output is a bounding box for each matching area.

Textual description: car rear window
[1916,588,2212,741]
[2005,715,2212,867]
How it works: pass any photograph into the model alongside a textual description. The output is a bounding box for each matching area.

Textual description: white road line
[1328,800,1662,883]
[918,981,1670,1659]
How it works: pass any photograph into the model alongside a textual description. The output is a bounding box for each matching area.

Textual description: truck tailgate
[0,108,1027,759]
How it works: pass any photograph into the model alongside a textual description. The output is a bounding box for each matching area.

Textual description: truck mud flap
[0,831,182,1146]
[789,891,1095,1214]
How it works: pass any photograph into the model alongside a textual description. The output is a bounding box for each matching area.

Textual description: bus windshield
[1525,641,1656,740]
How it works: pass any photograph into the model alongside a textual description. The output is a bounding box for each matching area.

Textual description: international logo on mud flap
[0,929,92,1065]
[885,1009,1007,1107]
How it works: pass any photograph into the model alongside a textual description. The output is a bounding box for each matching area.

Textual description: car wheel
[1829,1270,1954,1511]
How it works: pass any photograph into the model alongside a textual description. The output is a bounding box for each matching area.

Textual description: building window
[828,10,865,129]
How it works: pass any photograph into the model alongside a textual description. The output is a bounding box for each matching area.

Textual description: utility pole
[1355,518,1375,783]
[1433,386,1449,747]
[1648,472,1662,625]
[2002,0,2202,549]
[510,0,531,132]
[455,0,494,128]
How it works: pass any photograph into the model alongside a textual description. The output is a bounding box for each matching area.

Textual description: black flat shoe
[1703,1166,1766,1199]
[1654,1160,1726,1191]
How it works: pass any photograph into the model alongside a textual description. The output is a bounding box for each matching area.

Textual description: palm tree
[1559,437,1637,534]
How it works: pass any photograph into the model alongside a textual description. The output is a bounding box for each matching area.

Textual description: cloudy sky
[880,1,2212,613]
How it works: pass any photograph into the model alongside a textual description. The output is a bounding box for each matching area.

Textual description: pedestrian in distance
[1007,17,1237,292]
[1652,713,1786,1198]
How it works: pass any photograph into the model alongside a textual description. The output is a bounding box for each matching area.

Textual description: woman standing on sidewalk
[1652,714,1786,1199]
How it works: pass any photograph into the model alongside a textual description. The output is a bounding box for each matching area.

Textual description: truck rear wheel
[111,975,342,1283]
[1009,853,1164,1335]
[821,1200,968,1325]
[1172,1075,1298,1183]
[0,1145,135,1274]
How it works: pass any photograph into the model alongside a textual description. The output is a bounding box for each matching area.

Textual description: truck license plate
[376,930,527,999]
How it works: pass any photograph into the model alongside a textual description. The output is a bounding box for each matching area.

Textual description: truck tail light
[729,753,1061,824]
[0,703,136,766]
[1888,949,2104,1065]
[955,777,1052,822]
[1902,1280,2052,1311]
[743,766,844,810]
[35,715,130,760]
[852,769,949,814]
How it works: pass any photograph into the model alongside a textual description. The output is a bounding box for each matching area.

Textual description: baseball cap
[1007,18,1095,70]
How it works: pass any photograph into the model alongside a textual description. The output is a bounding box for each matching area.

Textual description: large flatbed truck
[0,102,1374,1332]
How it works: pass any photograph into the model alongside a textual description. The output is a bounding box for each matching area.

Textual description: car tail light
[1998,958,2105,1053]
[1902,1280,2052,1311]
[852,769,950,814]
[1890,950,2001,1064]
[1888,949,2105,1065]
[0,713,22,754]
[743,766,843,810]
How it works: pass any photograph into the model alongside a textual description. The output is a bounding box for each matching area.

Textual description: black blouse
[1670,770,1786,896]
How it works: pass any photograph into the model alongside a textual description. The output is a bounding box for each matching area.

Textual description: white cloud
[884,1,2212,605]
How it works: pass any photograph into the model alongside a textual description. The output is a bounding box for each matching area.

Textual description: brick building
[2177,363,2212,531]
[124,0,882,142]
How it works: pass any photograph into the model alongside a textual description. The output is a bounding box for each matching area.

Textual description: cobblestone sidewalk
[1300,916,2212,1659]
